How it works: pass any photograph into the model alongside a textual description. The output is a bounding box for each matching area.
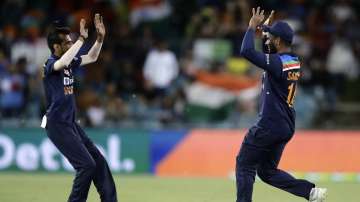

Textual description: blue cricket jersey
[42,54,82,123]
[240,28,301,134]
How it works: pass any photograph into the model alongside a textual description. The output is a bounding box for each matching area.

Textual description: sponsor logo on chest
[63,68,74,95]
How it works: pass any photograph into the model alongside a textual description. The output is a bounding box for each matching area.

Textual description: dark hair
[47,21,71,53]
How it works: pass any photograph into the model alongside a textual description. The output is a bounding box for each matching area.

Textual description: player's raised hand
[94,13,105,42]
[79,18,88,40]
[249,7,265,30]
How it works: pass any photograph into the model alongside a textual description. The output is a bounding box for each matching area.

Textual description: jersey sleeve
[240,28,283,78]
[43,59,56,76]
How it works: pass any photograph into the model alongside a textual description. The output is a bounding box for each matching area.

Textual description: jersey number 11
[287,83,297,107]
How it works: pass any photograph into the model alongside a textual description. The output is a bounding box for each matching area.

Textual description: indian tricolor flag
[281,55,301,71]
[184,71,260,122]
[129,0,171,27]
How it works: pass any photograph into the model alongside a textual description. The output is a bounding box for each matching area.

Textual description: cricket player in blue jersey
[41,14,117,202]
[236,7,327,202]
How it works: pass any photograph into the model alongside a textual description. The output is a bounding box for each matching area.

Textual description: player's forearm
[53,39,84,70]
[240,28,268,69]
[87,40,103,61]
[80,40,103,65]
[240,28,256,57]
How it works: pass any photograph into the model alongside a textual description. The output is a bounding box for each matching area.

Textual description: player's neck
[277,47,291,54]
[54,53,62,57]
[53,50,62,58]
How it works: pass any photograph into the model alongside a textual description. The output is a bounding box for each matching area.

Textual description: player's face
[265,34,279,53]
[59,34,74,55]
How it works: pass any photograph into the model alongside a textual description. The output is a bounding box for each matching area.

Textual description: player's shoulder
[279,53,301,82]
[43,55,60,77]
[279,53,301,72]
[45,55,59,66]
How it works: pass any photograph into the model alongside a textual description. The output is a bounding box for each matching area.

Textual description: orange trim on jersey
[283,63,300,68]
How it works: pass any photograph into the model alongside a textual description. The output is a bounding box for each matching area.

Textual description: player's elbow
[240,43,252,56]
[89,57,97,63]
[240,48,253,59]
[82,55,97,65]
[240,48,247,57]
[88,54,98,63]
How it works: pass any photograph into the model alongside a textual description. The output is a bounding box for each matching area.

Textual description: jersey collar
[51,54,60,60]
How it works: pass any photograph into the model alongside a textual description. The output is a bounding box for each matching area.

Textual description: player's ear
[53,44,61,53]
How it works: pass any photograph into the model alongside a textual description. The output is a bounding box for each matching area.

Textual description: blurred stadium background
[0,0,360,201]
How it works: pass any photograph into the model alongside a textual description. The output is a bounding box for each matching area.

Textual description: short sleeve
[43,59,56,76]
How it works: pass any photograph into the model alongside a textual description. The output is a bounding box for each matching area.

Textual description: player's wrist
[96,35,104,43]
[248,22,257,30]
[249,25,257,30]
[78,35,86,42]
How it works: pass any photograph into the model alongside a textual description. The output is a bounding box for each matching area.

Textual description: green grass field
[0,173,358,202]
